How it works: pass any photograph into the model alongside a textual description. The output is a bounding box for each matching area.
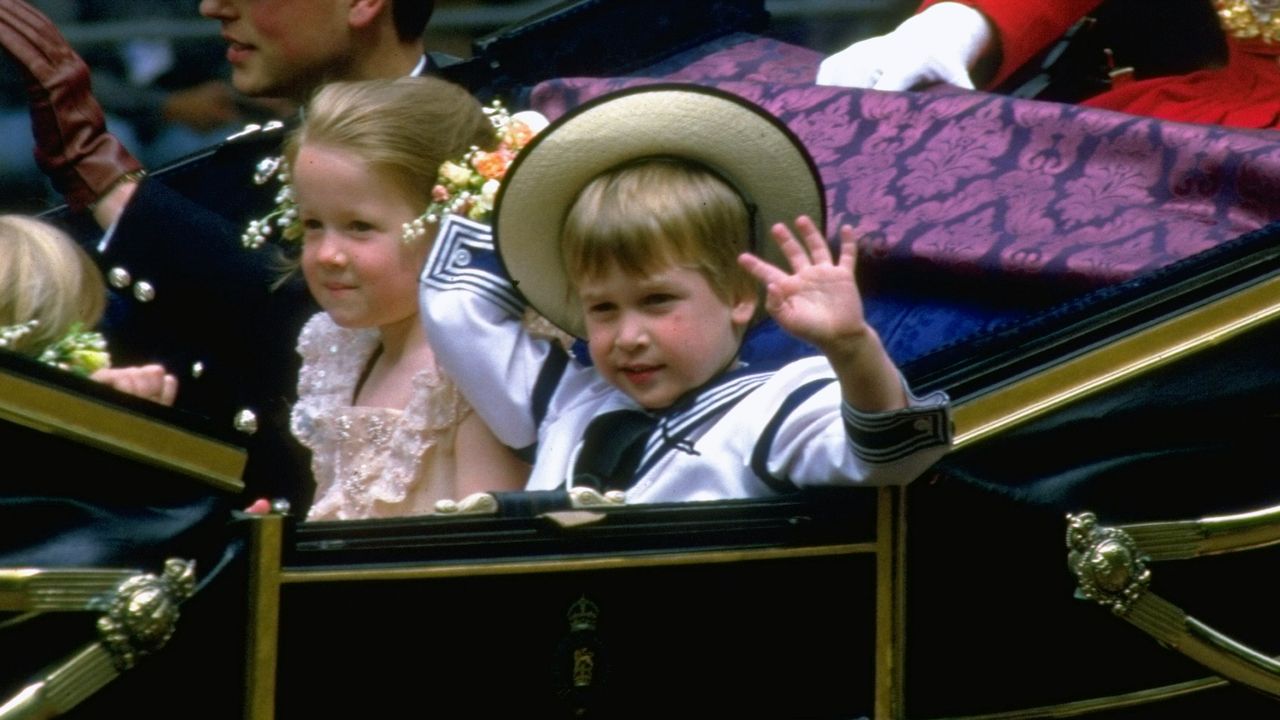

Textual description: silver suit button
[133,280,156,303]
[234,409,259,435]
[108,267,132,289]
[191,361,204,378]
[226,123,261,141]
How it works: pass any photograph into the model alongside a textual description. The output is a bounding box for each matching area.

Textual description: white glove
[816,2,994,91]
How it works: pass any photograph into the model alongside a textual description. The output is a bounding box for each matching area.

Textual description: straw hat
[493,83,825,338]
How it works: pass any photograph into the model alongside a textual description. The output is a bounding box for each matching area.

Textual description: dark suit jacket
[93,121,317,509]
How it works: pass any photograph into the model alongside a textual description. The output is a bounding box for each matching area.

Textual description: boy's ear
[348,0,387,29]
[730,291,757,330]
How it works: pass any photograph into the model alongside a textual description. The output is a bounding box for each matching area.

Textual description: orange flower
[423,104,547,224]
[472,148,515,180]
[504,120,535,149]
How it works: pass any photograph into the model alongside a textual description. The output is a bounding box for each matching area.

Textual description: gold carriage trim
[1216,0,1280,43]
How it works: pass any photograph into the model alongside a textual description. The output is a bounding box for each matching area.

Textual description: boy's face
[579,260,756,411]
[199,0,355,99]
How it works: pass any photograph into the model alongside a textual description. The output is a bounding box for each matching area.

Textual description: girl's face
[294,143,429,334]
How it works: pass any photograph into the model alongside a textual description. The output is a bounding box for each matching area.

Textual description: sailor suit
[420,217,953,504]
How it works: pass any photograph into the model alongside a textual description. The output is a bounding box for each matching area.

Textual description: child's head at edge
[0,214,105,356]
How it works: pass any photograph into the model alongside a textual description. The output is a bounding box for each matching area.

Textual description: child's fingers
[770,221,812,270]
[837,224,858,272]
[794,215,834,265]
[160,373,178,406]
[92,364,178,406]
[738,252,788,286]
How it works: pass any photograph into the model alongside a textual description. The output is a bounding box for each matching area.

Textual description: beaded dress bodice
[291,313,470,520]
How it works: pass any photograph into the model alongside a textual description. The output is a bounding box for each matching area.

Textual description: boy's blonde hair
[285,76,494,216]
[561,158,757,305]
[0,215,105,355]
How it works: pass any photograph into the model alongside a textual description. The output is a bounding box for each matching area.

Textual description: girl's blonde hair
[561,158,757,306]
[0,215,105,355]
[285,76,494,216]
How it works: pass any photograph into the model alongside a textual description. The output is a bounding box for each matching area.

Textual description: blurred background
[0,0,916,214]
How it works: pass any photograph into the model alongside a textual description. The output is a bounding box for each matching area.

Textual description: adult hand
[815,2,994,91]
[0,0,143,212]
[91,364,178,406]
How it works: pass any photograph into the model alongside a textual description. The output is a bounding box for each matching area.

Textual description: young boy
[420,85,951,503]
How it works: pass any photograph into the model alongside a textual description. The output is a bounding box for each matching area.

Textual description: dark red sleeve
[918,0,1104,87]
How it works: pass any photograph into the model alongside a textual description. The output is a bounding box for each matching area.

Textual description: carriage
[5,1,1280,717]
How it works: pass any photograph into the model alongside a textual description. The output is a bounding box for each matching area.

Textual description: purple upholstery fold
[531,34,1280,292]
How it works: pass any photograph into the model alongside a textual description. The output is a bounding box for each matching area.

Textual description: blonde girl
[282,77,528,520]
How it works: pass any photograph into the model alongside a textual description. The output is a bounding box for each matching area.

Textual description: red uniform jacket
[921,0,1280,128]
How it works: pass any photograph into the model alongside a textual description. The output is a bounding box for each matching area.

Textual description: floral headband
[242,100,546,250]
[408,102,546,237]
[242,157,300,249]
[0,320,111,376]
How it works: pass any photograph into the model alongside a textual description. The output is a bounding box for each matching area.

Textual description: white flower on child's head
[401,215,432,244]
[277,197,302,241]
[510,110,549,135]
[456,193,475,218]
[242,219,268,249]
[253,156,282,185]
[479,178,500,208]
[242,159,302,249]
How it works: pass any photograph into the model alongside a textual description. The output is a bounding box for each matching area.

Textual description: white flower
[510,110,549,135]
[480,178,500,208]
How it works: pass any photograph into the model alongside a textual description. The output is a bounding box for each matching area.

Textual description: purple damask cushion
[530,34,1280,292]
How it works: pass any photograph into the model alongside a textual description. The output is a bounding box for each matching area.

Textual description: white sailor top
[419,217,953,504]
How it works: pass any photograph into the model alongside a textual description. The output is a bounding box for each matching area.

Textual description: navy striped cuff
[843,390,951,464]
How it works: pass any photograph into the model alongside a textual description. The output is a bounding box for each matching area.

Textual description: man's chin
[230,71,287,102]
[229,74,263,98]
